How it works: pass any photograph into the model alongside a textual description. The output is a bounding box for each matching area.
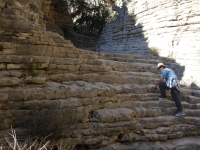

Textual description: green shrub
[149,47,159,56]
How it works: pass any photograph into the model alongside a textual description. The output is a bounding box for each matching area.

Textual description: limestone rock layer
[0,0,200,149]
[96,0,200,89]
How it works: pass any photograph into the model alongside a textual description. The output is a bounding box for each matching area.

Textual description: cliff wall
[97,0,200,89]
[0,0,200,149]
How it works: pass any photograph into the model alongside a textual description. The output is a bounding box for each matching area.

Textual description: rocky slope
[0,0,200,149]
[96,0,200,89]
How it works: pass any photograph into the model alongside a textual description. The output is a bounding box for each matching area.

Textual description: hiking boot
[175,111,185,117]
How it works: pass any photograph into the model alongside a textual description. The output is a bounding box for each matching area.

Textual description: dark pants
[159,82,183,112]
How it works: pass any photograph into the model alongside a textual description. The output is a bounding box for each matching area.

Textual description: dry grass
[149,47,159,56]
[2,128,77,150]
[1,105,85,150]
[3,127,49,150]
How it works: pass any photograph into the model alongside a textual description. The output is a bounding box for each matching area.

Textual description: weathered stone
[0,42,11,48]
[0,64,6,69]
[56,65,80,71]
[80,65,111,72]
[0,0,199,149]
[24,77,46,85]
[7,64,24,69]
[0,93,8,103]
[0,77,21,87]
[0,49,14,55]
[93,108,136,122]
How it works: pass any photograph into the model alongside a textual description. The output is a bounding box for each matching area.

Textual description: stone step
[102,61,158,73]
[3,97,200,119]
[0,55,50,63]
[51,57,159,70]
[184,95,200,104]
[4,93,159,109]
[90,106,200,123]
[0,77,22,87]
[183,108,200,117]
[98,52,157,61]
[182,101,200,109]
[180,87,192,94]
[2,82,199,109]
[88,115,200,132]
[118,125,199,142]
[75,116,200,147]
[100,56,159,65]
[129,59,159,64]
[100,136,200,150]
[0,55,160,75]
[162,106,200,116]
[0,76,47,87]
[48,72,158,85]
[49,58,159,73]
[192,90,200,98]
[145,124,197,136]
[103,97,200,112]
[2,83,154,102]
[139,91,200,106]
[0,42,99,59]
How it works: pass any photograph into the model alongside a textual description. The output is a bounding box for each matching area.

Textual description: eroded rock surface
[0,0,200,149]
[97,0,200,88]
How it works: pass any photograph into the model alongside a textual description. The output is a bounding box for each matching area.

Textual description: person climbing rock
[154,63,185,117]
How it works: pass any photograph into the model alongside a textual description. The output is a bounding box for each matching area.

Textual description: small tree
[69,0,114,36]
[54,0,69,13]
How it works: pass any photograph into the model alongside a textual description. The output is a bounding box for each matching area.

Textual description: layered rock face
[0,0,53,32]
[0,0,73,36]
[0,0,200,150]
[96,0,200,89]
[45,0,74,36]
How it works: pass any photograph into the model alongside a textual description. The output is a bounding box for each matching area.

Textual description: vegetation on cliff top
[55,0,115,36]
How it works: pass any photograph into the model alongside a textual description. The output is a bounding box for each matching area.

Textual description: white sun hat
[157,63,166,69]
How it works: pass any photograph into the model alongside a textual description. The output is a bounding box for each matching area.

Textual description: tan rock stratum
[0,0,200,149]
